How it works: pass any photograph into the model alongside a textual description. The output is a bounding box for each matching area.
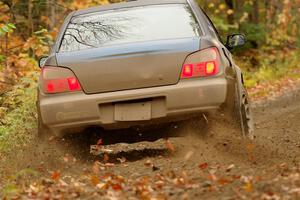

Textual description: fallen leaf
[155,180,164,189]
[165,139,175,153]
[184,151,194,161]
[103,154,109,163]
[92,161,100,174]
[255,176,263,181]
[41,178,54,186]
[144,160,153,167]
[63,154,70,163]
[90,175,100,186]
[199,163,208,170]
[232,175,241,180]
[102,148,114,154]
[51,171,61,181]
[97,138,103,146]
[226,164,235,172]
[246,143,255,152]
[48,136,55,142]
[29,185,39,193]
[96,182,107,190]
[59,179,68,187]
[208,173,217,181]
[244,182,253,193]
[117,157,126,164]
[218,178,230,185]
[104,163,115,167]
[112,183,123,191]
[152,165,160,171]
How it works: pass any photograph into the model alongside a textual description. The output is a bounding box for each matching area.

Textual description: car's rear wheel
[235,85,254,139]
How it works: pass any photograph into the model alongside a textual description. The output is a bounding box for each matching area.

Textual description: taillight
[181,47,220,79]
[42,67,81,94]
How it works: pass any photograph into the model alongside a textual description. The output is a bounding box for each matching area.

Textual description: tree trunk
[5,33,8,69]
[225,0,235,24]
[47,0,51,25]
[235,0,244,17]
[252,0,259,24]
[28,0,33,36]
[3,33,10,85]
[50,0,56,29]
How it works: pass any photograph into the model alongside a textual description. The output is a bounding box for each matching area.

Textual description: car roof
[73,0,188,16]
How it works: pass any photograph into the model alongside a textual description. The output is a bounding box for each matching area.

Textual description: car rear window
[59,4,201,52]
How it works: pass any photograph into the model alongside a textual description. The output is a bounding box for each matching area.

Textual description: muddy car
[37,0,253,139]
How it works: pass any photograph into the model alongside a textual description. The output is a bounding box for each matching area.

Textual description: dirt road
[1,87,300,199]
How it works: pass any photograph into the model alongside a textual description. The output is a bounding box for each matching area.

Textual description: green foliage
[239,23,266,49]
[237,50,300,88]
[0,23,15,65]
[0,23,15,36]
[1,183,21,199]
[0,72,38,154]
[210,16,237,41]
[34,28,54,46]
[0,54,5,62]
[198,0,299,50]
[1,168,39,199]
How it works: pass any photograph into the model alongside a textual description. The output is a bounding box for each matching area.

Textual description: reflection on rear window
[59,4,200,52]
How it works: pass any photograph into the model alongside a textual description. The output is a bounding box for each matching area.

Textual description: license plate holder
[115,101,151,121]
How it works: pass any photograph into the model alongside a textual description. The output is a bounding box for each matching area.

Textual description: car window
[60,4,201,52]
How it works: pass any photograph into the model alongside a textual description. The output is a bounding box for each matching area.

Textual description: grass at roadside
[237,49,300,100]
[0,72,38,156]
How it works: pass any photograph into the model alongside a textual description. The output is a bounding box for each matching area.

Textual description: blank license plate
[115,102,151,121]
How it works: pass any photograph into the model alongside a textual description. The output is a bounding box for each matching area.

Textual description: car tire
[234,84,254,139]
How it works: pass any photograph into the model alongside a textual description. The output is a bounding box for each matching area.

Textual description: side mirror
[226,34,246,50]
[39,56,48,68]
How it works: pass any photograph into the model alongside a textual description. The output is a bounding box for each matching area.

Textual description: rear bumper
[39,77,230,135]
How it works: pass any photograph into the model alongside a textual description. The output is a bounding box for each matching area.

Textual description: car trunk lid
[56,37,200,94]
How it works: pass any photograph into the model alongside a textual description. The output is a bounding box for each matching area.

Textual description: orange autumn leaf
[199,163,208,170]
[112,183,123,191]
[165,139,175,153]
[0,15,10,22]
[50,29,58,39]
[208,173,217,181]
[246,143,255,152]
[51,171,61,181]
[90,175,100,186]
[92,161,100,174]
[40,16,52,26]
[97,138,103,146]
[103,154,109,163]
[244,182,253,193]
[218,178,230,185]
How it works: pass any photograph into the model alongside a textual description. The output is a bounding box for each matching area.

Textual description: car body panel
[39,77,230,135]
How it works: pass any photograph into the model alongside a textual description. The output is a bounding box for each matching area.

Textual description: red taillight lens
[67,77,81,91]
[181,47,220,79]
[205,61,217,75]
[181,64,194,78]
[42,67,81,94]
